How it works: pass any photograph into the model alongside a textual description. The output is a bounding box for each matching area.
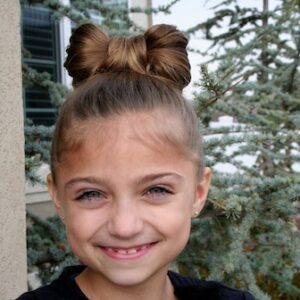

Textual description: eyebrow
[65,172,183,189]
[65,176,106,189]
[136,172,183,185]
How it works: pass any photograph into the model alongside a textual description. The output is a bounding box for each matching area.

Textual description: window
[22,5,60,126]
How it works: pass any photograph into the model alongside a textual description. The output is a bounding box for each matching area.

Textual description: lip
[100,242,157,260]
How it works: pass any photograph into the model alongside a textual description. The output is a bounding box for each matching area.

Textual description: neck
[76,267,176,300]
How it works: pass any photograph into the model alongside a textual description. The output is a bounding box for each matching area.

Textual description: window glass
[22,6,60,126]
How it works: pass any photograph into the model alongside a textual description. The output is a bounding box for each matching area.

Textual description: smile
[100,243,157,260]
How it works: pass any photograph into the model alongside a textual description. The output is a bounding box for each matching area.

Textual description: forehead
[59,110,186,166]
[99,110,182,137]
[56,111,195,183]
[77,110,184,153]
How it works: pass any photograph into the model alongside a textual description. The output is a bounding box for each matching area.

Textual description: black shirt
[17,265,254,300]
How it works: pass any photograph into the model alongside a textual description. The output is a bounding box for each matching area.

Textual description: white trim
[128,0,152,29]
[26,189,51,204]
[59,0,72,88]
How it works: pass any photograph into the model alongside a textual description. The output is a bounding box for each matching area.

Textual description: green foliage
[20,0,179,33]
[25,120,53,183]
[178,1,300,299]
[22,65,67,107]
[27,212,77,285]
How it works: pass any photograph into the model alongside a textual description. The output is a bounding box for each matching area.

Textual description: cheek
[63,208,101,246]
[154,200,193,243]
[168,209,192,237]
[163,190,196,244]
[161,210,192,259]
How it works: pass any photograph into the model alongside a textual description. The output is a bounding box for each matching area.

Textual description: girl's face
[48,111,211,288]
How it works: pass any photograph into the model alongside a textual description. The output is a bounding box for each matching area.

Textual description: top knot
[64,23,191,90]
[107,35,148,74]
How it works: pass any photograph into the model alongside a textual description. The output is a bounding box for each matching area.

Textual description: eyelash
[76,190,104,202]
[75,186,173,202]
[145,186,173,197]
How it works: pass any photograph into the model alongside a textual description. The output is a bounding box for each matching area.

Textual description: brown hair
[51,23,204,181]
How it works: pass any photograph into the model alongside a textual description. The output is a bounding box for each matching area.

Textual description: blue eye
[76,190,103,202]
[146,186,172,197]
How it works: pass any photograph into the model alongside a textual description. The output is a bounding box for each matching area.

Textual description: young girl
[18,24,254,300]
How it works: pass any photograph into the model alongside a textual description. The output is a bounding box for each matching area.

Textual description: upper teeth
[106,245,148,254]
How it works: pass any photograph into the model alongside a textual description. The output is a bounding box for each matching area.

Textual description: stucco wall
[0,0,27,298]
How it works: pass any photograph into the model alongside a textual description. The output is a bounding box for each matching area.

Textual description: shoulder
[15,288,57,300]
[15,285,60,300]
[16,265,87,300]
[168,271,255,300]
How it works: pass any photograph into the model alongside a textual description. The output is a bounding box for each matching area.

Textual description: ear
[192,167,211,217]
[47,174,65,222]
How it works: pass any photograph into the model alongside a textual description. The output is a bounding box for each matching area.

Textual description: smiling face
[48,111,211,289]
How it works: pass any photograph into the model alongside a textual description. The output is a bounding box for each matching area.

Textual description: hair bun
[64,23,109,85]
[107,35,148,74]
[65,23,191,90]
[144,24,191,90]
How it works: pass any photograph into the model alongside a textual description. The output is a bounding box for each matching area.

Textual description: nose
[107,200,144,239]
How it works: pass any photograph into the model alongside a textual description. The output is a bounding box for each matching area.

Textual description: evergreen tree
[179,0,300,299]
[26,212,77,285]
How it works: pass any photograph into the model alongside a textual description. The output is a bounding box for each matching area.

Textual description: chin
[103,269,155,287]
